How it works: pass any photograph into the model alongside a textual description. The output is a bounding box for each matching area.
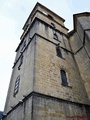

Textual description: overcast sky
[0,0,90,111]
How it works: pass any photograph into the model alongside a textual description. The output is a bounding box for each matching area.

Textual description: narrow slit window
[48,14,54,20]
[53,33,58,40]
[51,23,55,29]
[18,55,23,70]
[21,40,26,53]
[60,70,68,86]
[42,11,47,15]
[56,47,62,58]
[23,40,26,48]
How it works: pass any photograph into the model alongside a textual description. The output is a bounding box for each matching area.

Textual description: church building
[2,2,90,120]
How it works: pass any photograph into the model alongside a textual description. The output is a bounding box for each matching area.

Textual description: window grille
[13,76,20,96]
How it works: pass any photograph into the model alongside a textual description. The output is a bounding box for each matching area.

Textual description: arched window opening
[60,70,68,86]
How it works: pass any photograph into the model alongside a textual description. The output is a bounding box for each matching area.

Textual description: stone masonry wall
[3,96,32,120]
[3,3,90,120]
[33,94,90,120]
[34,34,89,104]
[3,94,90,120]
[34,21,89,104]
[70,15,90,101]
[4,36,36,113]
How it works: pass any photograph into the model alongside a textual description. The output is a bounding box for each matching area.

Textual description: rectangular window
[53,33,58,40]
[18,55,23,70]
[13,76,20,96]
[21,40,26,53]
[24,41,26,48]
[60,70,68,86]
[48,14,54,20]
[56,47,62,58]
[51,23,55,29]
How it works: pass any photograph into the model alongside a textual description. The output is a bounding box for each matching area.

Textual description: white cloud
[7,3,12,7]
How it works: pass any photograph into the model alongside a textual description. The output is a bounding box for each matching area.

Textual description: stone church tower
[2,2,90,120]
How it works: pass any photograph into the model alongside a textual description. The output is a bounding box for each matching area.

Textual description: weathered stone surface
[3,94,90,120]
[70,14,90,101]
[3,3,90,120]
[3,96,32,120]
[33,95,90,120]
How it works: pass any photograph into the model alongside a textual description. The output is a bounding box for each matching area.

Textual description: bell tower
[3,3,90,120]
